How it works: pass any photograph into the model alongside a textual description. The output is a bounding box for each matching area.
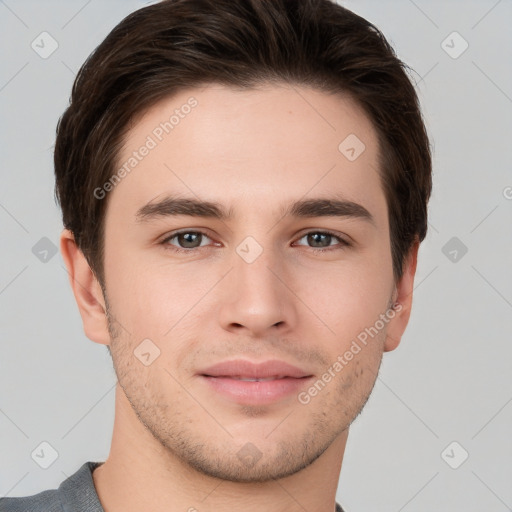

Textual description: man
[0,0,431,510]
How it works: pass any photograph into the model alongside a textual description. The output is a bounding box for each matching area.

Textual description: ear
[60,229,110,346]
[383,239,420,352]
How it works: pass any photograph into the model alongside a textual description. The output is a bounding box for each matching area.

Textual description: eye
[161,230,215,253]
[160,229,351,255]
[293,230,350,252]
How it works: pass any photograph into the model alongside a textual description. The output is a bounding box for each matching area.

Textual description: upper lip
[199,359,313,379]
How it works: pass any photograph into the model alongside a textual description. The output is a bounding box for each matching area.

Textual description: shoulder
[0,462,104,512]
[0,488,64,512]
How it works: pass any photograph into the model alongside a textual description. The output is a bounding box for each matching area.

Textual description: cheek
[105,258,220,339]
[104,231,393,342]
[295,260,392,342]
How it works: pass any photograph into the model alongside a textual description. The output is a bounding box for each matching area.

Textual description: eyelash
[160,229,351,254]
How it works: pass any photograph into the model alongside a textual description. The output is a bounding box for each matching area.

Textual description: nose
[217,244,297,337]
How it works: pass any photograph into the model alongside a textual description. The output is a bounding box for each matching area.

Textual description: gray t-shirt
[0,462,346,511]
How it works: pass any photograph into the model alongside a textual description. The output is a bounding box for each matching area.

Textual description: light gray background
[1,0,511,510]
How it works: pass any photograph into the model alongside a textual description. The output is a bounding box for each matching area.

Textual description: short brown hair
[54,0,432,285]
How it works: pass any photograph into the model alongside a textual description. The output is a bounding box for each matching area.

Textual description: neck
[92,384,347,512]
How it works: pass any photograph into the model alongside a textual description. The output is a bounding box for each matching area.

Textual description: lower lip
[200,376,313,405]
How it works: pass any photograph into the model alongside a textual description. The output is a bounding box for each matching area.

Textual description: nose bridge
[232,233,282,301]
[218,232,294,334]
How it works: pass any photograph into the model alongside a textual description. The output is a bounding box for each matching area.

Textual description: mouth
[198,359,314,405]
[213,376,292,382]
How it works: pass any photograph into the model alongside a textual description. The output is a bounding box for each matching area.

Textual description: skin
[61,83,419,512]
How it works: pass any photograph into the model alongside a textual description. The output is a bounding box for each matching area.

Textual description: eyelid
[160,228,351,253]
[294,229,350,246]
[160,229,216,250]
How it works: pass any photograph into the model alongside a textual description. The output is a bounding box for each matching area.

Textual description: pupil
[309,233,330,247]
[181,232,199,248]
[177,233,331,249]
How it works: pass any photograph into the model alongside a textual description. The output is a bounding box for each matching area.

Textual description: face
[101,83,400,482]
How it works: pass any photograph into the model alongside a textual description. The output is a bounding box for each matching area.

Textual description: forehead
[108,83,386,227]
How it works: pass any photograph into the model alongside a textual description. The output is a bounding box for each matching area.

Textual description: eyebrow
[135,194,375,226]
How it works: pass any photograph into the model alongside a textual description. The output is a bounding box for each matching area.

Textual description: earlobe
[60,229,111,346]
[383,239,420,352]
